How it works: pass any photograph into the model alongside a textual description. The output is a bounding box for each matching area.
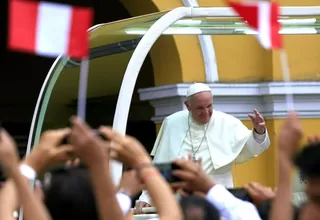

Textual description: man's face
[185,207,204,220]
[299,178,320,219]
[185,91,213,124]
[305,178,320,207]
[299,202,320,220]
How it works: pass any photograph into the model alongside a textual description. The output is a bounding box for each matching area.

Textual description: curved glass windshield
[30,7,320,147]
[29,11,164,148]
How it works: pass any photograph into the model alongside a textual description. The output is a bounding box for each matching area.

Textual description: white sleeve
[235,129,270,164]
[137,190,152,205]
[253,129,267,144]
[206,185,261,220]
[116,192,132,215]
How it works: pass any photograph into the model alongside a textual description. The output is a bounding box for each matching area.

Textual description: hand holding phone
[61,129,107,145]
[154,162,181,183]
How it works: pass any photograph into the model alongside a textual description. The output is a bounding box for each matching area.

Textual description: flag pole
[77,58,90,120]
[279,49,294,111]
[18,58,90,220]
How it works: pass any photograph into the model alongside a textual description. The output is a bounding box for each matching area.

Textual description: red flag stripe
[228,2,259,30]
[68,7,93,58]
[227,0,282,49]
[270,3,282,49]
[8,0,38,53]
[8,0,93,58]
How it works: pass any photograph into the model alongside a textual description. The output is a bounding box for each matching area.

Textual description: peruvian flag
[8,0,93,59]
[227,1,282,49]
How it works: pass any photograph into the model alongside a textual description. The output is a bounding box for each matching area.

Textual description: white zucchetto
[186,83,212,97]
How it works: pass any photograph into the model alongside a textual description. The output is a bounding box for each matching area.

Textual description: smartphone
[227,188,253,202]
[154,162,181,183]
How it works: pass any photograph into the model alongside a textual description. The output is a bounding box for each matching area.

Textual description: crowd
[0,113,319,220]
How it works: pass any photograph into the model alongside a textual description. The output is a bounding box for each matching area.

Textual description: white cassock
[138,109,270,205]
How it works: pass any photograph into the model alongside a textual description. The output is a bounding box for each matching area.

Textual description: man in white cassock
[135,83,270,211]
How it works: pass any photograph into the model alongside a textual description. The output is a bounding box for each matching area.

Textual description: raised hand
[99,126,151,167]
[244,182,275,206]
[248,109,266,134]
[0,129,19,173]
[277,111,303,160]
[24,128,74,173]
[68,117,107,166]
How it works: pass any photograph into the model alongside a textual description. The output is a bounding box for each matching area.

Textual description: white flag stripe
[258,2,271,48]
[36,2,72,57]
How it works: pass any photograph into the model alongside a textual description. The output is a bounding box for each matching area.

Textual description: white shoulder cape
[151,110,263,169]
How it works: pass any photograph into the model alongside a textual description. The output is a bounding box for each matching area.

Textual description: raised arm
[137,117,169,212]
[0,129,52,220]
[0,128,74,220]
[100,126,183,220]
[69,117,125,220]
[235,109,270,163]
[171,159,261,220]
[270,112,303,220]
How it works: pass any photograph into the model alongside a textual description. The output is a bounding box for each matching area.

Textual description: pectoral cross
[192,154,196,162]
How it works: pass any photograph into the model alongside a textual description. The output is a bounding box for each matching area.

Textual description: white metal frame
[111,6,320,184]
[26,6,320,186]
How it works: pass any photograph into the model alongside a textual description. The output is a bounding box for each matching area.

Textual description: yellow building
[32,0,320,193]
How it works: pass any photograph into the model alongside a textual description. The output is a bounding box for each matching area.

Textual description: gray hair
[186,95,193,105]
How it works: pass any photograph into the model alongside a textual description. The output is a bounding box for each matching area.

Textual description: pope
[135,83,270,211]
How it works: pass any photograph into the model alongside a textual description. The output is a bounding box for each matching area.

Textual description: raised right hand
[243,182,275,206]
[135,201,151,214]
[24,128,74,173]
[277,112,303,160]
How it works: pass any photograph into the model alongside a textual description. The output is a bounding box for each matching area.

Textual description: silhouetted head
[294,142,320,219]
[43,166,98,220]
[185,83,213,125]
[180,195,220,220]
[295,143,320,204]
[299,202,320,220]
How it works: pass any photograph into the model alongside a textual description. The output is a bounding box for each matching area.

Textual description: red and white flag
[227,1,282,49]
[8,0,93,59]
